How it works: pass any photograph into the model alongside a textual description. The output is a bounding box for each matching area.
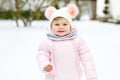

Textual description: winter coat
[37,36,98,80]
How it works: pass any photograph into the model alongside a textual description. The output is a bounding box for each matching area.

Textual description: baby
[37,4,98,80]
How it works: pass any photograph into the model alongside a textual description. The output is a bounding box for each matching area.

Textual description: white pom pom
[45,6,56,19]
[67,4,79,18]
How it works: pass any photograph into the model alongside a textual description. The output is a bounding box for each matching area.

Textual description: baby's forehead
[53,18,69,24]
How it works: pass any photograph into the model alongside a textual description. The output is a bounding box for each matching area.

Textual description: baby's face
[51,18,71,37]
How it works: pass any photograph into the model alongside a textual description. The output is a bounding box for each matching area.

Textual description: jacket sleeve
[36,39,51,71]
[78,38,98,80]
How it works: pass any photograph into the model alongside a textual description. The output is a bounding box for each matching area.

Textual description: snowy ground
[0,20,120,80]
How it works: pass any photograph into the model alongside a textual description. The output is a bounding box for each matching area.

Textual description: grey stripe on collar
[47,29,77,41]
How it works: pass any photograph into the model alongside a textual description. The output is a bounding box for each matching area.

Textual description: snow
[0,20,120,80]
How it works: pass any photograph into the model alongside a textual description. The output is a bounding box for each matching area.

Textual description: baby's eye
[63,24,67,26]
[55,24,59,26]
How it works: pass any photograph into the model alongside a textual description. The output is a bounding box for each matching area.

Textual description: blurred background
[0,0,120,27]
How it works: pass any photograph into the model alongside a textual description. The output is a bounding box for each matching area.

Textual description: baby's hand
[44,64,53,72]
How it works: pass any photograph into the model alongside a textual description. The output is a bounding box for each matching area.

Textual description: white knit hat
[45,4,79,29]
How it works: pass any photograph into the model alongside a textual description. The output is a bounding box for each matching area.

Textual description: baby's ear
[45,6,56,19]
[67,4,79,19]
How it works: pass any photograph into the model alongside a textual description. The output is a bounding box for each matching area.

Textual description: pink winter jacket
[37,36,98,80]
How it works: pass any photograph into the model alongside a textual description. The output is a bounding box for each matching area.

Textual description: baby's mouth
[58,31,65,32]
